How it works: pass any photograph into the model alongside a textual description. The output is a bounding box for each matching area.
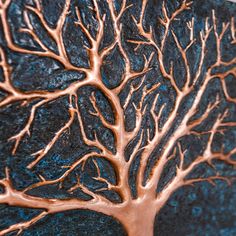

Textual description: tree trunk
[116,201,157,236]
[124,215,155,236]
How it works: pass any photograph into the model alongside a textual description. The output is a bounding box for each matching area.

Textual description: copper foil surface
[0,0,235,235]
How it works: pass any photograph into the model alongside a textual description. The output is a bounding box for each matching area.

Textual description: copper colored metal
[0,0,235,235]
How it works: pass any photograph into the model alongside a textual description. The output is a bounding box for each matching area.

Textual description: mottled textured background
[0,0,236,235]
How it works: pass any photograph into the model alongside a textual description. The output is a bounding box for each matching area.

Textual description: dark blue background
[0,0,235,235]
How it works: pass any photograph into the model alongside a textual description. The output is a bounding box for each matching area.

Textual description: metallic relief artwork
[0,0,235,235]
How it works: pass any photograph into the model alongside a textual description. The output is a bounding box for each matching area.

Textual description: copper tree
[0,0,235,235]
